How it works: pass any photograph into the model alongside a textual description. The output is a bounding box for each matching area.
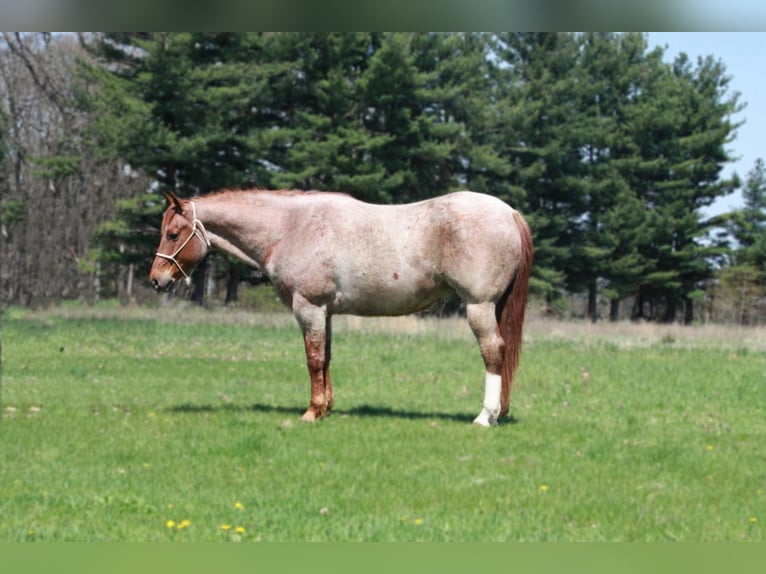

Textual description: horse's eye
[168,232,179,241]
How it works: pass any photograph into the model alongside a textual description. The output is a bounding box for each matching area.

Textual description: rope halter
[155,201,211,285]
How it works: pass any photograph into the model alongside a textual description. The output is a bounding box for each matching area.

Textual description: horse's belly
[331,273,452,316]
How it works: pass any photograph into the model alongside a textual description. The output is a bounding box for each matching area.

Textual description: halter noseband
[155,201,211,284]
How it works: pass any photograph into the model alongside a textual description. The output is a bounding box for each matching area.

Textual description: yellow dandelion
[748,517,758,524]
[177,519,191,530]
[220,524,232,531]
[234,501,244,510]
[539,484,550,492]
[705,445,715,451]
[166,520,176,529]
[413,518,423,526]
[235,526,246,534]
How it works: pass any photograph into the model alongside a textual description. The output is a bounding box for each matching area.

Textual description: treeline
[1,33,763,323]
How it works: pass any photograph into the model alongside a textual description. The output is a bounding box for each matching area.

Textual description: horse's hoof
[301,408,329,422]
[472,412,498,427]
[301,410,317,422]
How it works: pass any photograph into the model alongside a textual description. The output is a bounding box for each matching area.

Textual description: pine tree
[728,158,766,267]
[493,33,580,306]
[493,33,740,322]
[262,33,391,199]
[357,32,470,203]
[565,33,652,321]
[710,158,766,323]
[422,33,509,199]
[629,52,741,322]
[83,33,285,303]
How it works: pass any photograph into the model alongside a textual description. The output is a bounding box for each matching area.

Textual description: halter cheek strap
[155,201,211,284]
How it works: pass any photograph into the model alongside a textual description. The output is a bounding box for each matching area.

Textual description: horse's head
[149,191,211,291]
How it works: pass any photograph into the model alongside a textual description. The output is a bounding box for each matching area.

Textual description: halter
[155,201,211,284]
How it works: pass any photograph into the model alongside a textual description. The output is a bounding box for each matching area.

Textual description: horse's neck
[196,194,287,268]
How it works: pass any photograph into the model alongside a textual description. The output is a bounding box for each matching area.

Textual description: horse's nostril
[151,276,175,292]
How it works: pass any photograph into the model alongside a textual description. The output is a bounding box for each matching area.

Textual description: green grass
[1,305,764,541]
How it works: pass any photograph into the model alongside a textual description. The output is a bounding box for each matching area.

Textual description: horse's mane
[199,188,351,201]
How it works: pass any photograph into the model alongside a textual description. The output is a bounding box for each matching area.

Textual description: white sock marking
[473,372,502,427]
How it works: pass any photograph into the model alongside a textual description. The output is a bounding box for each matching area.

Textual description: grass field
[1,303,764,541]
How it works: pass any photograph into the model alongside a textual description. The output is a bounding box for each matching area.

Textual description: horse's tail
[497,210,533,419]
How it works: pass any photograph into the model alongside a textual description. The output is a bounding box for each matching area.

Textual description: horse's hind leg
[293,296,332,422]
[466,302,505,427]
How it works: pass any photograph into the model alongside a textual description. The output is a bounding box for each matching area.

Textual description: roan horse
[150,189,533,426]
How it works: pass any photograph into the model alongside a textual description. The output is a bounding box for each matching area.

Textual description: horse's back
[316,190,516,240]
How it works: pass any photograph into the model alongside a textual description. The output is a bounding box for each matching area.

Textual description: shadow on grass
[167,402,518,425]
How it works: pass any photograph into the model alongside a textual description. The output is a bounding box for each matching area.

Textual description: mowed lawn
[1,304,764,541]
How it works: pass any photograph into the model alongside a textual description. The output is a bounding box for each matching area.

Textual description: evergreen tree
[724,158,766,268]
[82,33,283,303]
[90,193,166,298]
[259,32,500,204]
[565,33,651,321]
[494,33,740,322]
[493,32,579,305]
[263,33,392,199]
[493,33,652,317]
[630,52,741,322]
[710,158,766,323]
[358,33,494,203]
[419,33,509,199]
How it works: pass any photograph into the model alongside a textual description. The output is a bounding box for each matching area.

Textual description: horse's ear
[163,191,184,213]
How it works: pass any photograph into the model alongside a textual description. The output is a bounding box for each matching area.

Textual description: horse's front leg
[324,315,334,412]
[293,295,332,422]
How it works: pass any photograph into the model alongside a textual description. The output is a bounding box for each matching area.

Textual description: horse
[149,189,533,426]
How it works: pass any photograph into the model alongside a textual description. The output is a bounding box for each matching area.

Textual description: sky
[646,32,766,216]
[687,0,766,30]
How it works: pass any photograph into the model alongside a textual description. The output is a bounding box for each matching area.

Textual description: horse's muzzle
[150,273,175,292]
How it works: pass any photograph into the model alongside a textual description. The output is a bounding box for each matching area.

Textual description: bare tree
[0,33,146,306]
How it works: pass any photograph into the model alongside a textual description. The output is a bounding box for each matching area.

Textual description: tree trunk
[661,293,677,323]
[632,289,653,321]
[609,298,620,322]
[587,278,598,323]
[683,296,694,325]
[224,264,240,306]
[631,291,642,320]
[190,257,208,306]
[126,262,134,299]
